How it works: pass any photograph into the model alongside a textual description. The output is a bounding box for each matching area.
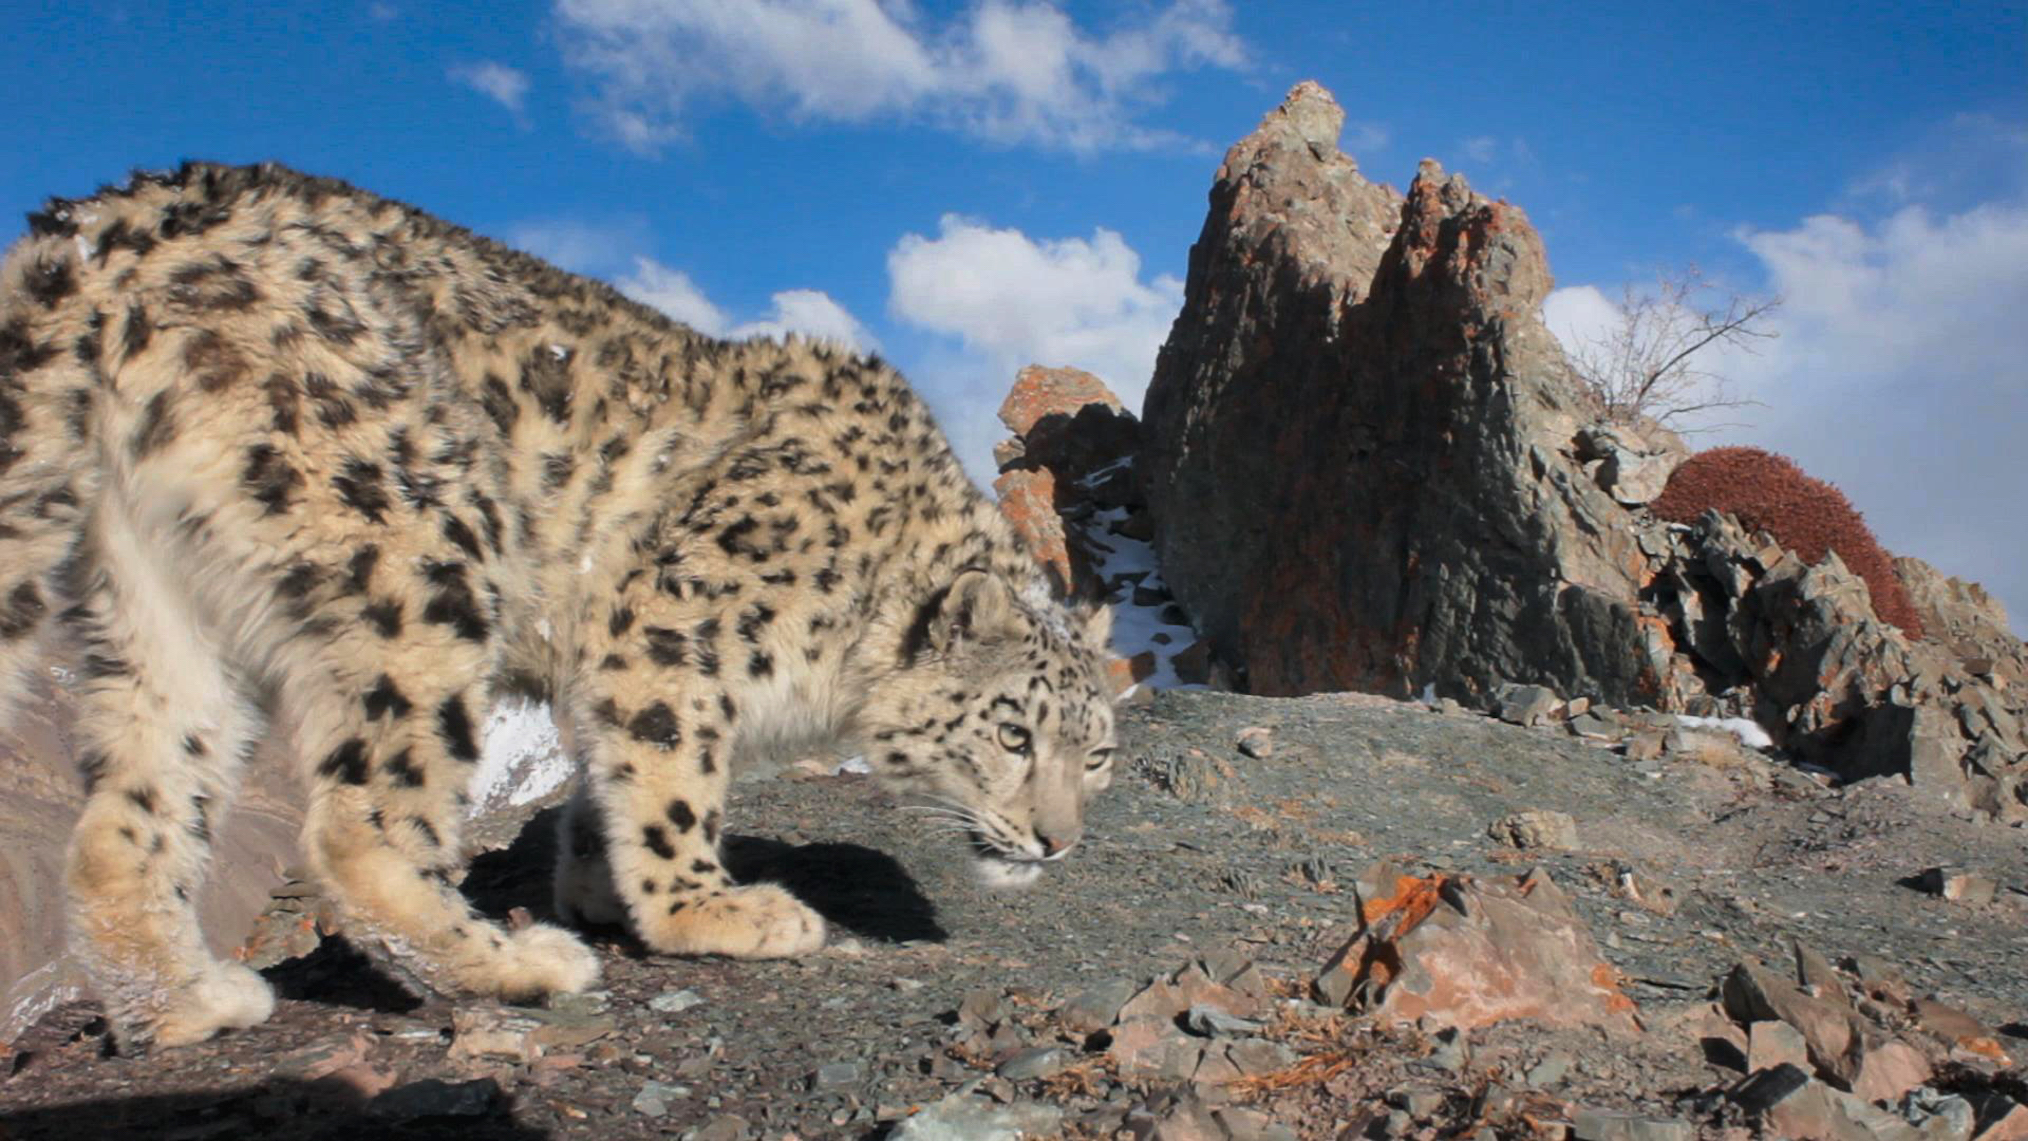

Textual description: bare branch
[1561,264,1782,432]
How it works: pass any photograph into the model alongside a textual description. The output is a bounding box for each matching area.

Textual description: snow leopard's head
[863,568,1117,888]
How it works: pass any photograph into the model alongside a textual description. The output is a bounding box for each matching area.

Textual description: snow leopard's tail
[0,210,106,729]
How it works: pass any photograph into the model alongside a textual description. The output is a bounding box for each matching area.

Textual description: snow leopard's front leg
[565,648,825,959]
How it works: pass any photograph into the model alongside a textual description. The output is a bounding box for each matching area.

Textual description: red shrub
[1651,446,1925,639]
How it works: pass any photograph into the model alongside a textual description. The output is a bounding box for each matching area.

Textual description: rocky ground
[2,688,2023,1140]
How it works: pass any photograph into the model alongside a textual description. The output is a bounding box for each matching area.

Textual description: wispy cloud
[449,61,532,121]
[617,257,878,353]
[505,217,652,276]
[1459,135,1497,164]
[551,0,1248,155]
[887,214,1182,480]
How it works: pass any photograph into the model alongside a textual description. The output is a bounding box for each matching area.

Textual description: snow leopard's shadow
[722,836,947,945]
[459,806,945,948]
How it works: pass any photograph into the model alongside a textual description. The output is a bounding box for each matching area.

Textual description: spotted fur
[0,163,1117,1050]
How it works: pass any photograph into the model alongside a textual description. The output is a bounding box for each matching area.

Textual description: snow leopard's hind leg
[60,513,273,1052]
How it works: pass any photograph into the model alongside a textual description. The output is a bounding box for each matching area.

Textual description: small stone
[1172,640,1213,685]
[958,988,1008,1027]
[1487,809,1579,850]
[811,1061,864,1091]
[1498,685,1565,727]
[1235,726,1274,759]
[1392,1087,1447,1119]
[632,1080,689,1117]
[890,1090,1065,1140]
[1215,1105,1298,1141]
[997,1046,1070,1081]
[1059,978,1138,1033]
[1185,1003,1264,1037]
[1222,1038,1296,1078]
[1571,1108,1694,1141]
[1850,1038,1933,1104]
[1524,1052,1572,1089]
[690,1114,753,1141]
[1747,1020,1809,1073]
[1428,1025,1470,1072]
[1623,731,1667,762]
[1903,1090,1976,1141]
[648,988,706,1014]
[447,1006,546,1064]
[1569,712,1620,740]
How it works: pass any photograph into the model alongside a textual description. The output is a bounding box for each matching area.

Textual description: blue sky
[6,1,2026,627]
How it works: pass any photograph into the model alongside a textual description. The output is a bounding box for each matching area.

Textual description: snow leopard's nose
[1038,828,1080,859]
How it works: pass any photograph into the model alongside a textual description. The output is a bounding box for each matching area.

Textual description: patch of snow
[1674,714,1775,750]
[2,960,87,1046]
[1419,683,1437,704]
[1076,502,1205,691]
[466,699,574,816]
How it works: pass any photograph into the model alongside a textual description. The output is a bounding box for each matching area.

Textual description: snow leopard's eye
[1085,746,1114,772]
[996,724,1031,754]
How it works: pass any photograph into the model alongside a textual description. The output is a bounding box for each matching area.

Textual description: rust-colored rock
[998,364,1124,438]
[1313,867,1640,1035]
[991,467,1072,594]
[990,366,1144,603]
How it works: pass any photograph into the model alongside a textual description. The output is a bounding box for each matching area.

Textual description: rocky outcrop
[1140,80,1666,706]
[990,366,1214,692]
[1894,556,2025,678]
[990,365,1142,601]
[1648,513,2028,821]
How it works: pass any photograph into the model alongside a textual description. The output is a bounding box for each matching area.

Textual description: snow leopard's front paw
[636,883,827,959]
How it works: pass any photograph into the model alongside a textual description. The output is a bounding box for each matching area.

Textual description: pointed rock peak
[1270,79,1347,158]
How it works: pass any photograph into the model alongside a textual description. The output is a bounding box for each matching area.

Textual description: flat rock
[891,1090,1064,1141]
[1314,868,1640,1034]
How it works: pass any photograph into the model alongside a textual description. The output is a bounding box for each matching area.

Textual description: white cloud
[368,2,398,20]
[506,217,651,275]
[1546,191,2028,633]
[733,289,878,348]
[616,257,877,352]
[450,61,532,118]
[1541,283,1621,356]
[551,0,1247,154]
[887,214,1182,480]
[1721,200,2028,630]
[617,258,731,333]
[1459,135,1497,164]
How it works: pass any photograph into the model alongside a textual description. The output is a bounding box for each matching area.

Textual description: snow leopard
[0,163,1118,1050]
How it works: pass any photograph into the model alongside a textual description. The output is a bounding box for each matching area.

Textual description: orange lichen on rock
[1650,446,1924,639]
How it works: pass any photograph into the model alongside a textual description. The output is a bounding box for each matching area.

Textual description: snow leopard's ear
[915,569,1020,657]
[1080,601,1113,649]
